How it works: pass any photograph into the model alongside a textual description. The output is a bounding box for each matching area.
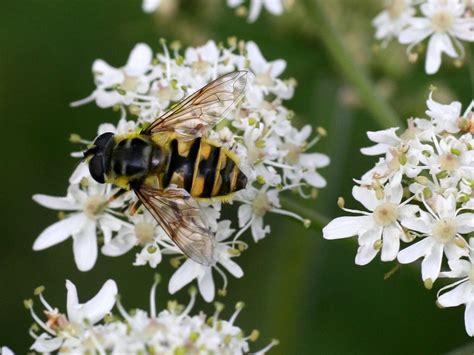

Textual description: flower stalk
[303,0,402,129]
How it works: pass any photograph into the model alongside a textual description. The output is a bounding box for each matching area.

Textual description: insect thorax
[107,135,163,186]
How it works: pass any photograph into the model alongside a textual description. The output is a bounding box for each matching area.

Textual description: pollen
[432,218,457,243]
[373,202,399,226]
[255,70,273,87]
[283,143,300,165]
[252,191,272,217]
[388,0,407,19]
[431,10,454,32]
[135,222,156,245]
[83,196,108,220]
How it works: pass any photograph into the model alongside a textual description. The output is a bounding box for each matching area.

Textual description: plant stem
[303,0,403,129]
[280,196,330,229]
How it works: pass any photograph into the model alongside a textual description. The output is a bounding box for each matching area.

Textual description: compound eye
[89,155,105,183]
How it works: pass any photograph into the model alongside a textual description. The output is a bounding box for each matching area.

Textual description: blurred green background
[1,0,473,353]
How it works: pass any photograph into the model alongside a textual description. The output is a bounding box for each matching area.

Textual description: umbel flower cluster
[323,92,474,335]
[25,278,277,354]
[372,0,474,74]
[32,39,329,302]
[143,0,287,23]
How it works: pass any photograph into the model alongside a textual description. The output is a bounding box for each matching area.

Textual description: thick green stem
[303,0,403,129]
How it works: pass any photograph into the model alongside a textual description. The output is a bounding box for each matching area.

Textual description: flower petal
[465,302,474,336]
[66,279,80,321]
[456,213,474,234]
[303,171,326,188]
[397,237,433,264]
[33,194,78,210]
[125,43,152,77]
[168,260,200,294]
[352,186,378,211]
[355,244,379,266]
[323,216,372,240]
[438,282,470,308]
[381,225,401,261]
[33,213,85,250]
[198,270,215,302]
[101,230,135,257]
[220,257,243,278]
[72,221,98,272]
[421,242,443,281]
[79,279,118,324]
[30,333,63,352]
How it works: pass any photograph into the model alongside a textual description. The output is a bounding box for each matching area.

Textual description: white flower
[65,279,117,324]
[28,280,117,353]
[47,39,328,300]
[168,221,243,302]
[33,182,125,271]
[323,174,418,265]
[71,43,154,108]
[399,0,474,74]
[398,194,473,282]
[324,93,474,335]
[280,125,330,190]
[437,241,474,336]
[28,279,277,354]
[372,0,416,45]
[426,92,464,133]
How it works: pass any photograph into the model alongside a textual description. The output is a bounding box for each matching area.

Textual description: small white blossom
[27,279,278,354]
[324,92,474,335]
[372,0,416,45]
[438,241,474,335]
[33,182,125,271]
[27,280,117,353]
[399,0,474,74]
[324,174,418,265]
[36,39,328,301]
[373,0,474,74]
[169,221,243,302]
[397,194,473,282]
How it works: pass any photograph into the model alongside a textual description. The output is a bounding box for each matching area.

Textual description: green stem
[280,196,330,229]
[303,0,402,129]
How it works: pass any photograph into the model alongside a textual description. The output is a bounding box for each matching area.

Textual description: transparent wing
[143,71,247,139]
[133,184,216,266]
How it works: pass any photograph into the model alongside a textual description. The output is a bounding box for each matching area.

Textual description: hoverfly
[84,71,248,266]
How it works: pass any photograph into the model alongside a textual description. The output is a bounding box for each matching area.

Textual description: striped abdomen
[162,138,247,199]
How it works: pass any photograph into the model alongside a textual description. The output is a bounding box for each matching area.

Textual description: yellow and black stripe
[162,138,247,199]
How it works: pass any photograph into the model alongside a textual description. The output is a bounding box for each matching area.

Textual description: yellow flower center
[84,196,107,220]
[252,191,272,217]
[192,60,210,74]
[432,217,457,243]
[122,75,139,91]
[134,222,156,245]
[432,10,454,32]
[255,70,273,87]
[373,202,399,226]
[283,143,301,165]
[388,0,407,19]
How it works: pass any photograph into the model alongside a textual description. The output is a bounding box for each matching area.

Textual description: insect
[84,71,248,266]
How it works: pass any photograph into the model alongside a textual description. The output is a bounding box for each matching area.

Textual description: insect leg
[108,188,128,203]
[129,200,143,216]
